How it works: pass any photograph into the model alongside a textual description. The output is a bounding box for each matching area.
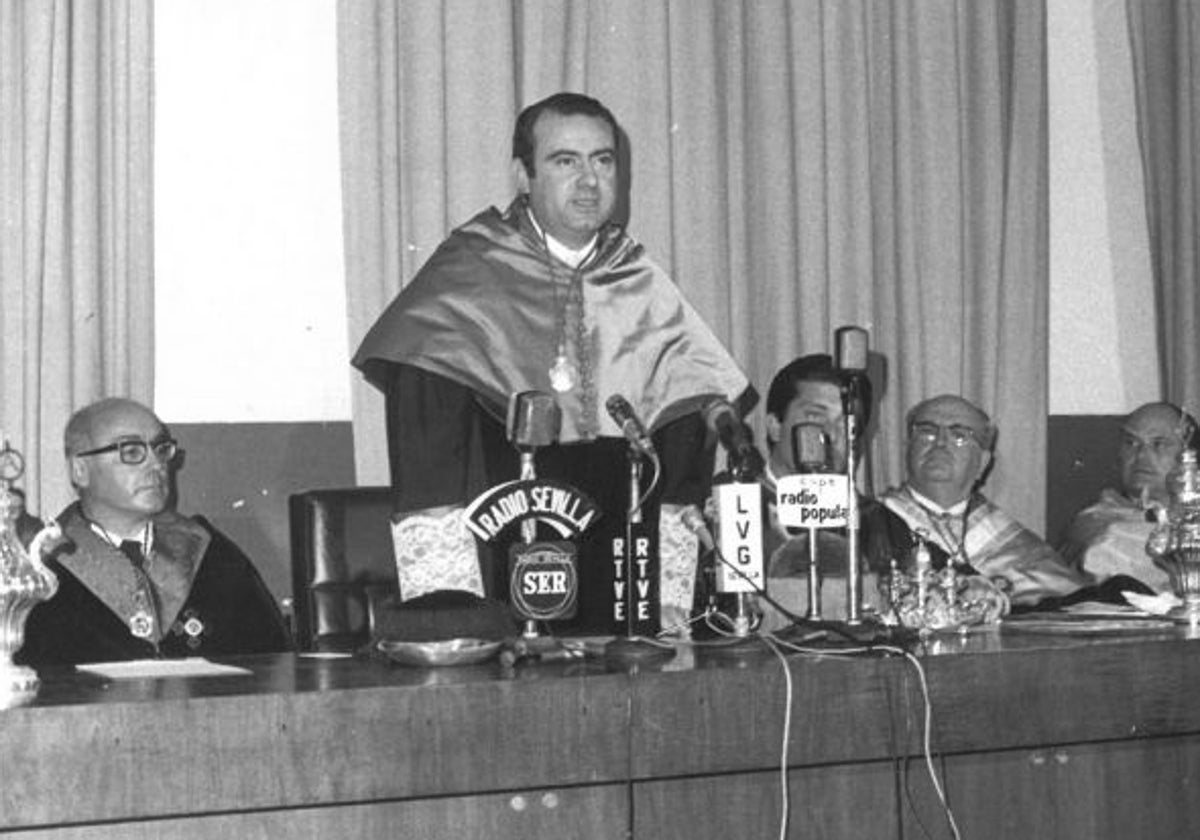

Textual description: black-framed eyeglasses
[909,421,980,449]
[75,437,178,466]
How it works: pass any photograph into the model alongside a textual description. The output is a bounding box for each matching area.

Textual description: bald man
[1060,401,1197,593]
[18,398,290,665]
[869,394,1090,608]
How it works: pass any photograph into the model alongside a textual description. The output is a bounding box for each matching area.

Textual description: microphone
[792,422,830,474]
[834,325,868,625]
[704,399,764,479]
[834,326,869,424]
[605,394,656,456]
[683,500,764,639]
[507,391,561,450]
[835,326,868,373]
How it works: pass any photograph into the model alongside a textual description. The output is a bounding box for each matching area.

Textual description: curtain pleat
[0,0,153,516]
[1127,0,1200,418]
[338,0,1050,530]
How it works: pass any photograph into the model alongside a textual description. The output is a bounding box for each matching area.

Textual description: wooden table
[4,624,1200,839]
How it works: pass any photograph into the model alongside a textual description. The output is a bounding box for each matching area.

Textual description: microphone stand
[807,525,823,620]
[517,447,539,640]
[792,423,830,623]
[605,445,675,666]
[844,405,863,625]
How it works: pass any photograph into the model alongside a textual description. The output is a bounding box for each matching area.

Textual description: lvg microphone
[704,398,764,480]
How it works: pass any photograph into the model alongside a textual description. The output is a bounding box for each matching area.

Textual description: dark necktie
[119,540,146,569]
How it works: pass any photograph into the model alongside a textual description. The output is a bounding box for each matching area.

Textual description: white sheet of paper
[76,658,252,679]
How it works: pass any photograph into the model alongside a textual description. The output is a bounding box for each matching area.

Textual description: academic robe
[17,503,291,666]
[353,197,752,635]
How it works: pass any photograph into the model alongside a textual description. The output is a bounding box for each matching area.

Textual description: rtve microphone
[507,391,561,449]
[704,399,764,479]
[605,394,656,456]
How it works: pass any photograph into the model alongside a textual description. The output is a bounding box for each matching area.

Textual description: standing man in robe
[353,92,751,635]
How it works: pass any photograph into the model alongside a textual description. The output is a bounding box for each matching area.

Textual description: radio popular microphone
[792,422,830,474]
[704,399,764,479]
[605,394,656,456]
[507,391,561,450]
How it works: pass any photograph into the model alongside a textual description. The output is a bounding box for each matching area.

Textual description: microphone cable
[761,635,963,840]
[696,525,883,646]
[681,504,962,839]
[631,450,662,519]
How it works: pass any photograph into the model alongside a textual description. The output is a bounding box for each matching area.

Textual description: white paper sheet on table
[76,658,252,679]
[1121,590,1182,616]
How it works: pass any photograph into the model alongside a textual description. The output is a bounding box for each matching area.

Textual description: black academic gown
[17,504,291,666]
[386,365,715,635]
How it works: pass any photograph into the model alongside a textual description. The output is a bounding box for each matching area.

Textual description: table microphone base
[604,636,676,667]
[778,617,917,648]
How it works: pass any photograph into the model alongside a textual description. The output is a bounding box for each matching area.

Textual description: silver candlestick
[0,439,61,708]
[1147,448,1200,626]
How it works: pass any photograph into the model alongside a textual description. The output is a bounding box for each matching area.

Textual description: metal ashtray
[376,637,502,667]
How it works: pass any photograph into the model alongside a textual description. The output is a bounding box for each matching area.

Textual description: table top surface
[19,612,1199,711]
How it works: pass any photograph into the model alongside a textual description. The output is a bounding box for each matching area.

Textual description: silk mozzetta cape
[352,198,751,441]
[1060,488,1170,593]
[877,487,1090,606]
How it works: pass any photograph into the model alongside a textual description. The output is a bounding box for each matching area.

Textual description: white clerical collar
[527,210,597,268]
[907,486,969,517]
[89,520,154,551]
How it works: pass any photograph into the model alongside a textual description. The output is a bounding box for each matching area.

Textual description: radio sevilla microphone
[605,394,656,456]
[704,399,764,479]
[507,391,561,450]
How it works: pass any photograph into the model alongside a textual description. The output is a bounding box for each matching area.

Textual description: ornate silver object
[0,439,61,708]
[1147,448,1200,625]
[882,531,1009,636]
[548,353,577,394]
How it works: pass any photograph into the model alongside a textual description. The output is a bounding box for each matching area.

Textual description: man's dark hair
[765,353,873,427]
[512,92,620,178]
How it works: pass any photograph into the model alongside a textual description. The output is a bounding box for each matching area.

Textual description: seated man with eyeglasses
[17,397,291,665]
[868,394,1090,608]
[1059,402,1198,594]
